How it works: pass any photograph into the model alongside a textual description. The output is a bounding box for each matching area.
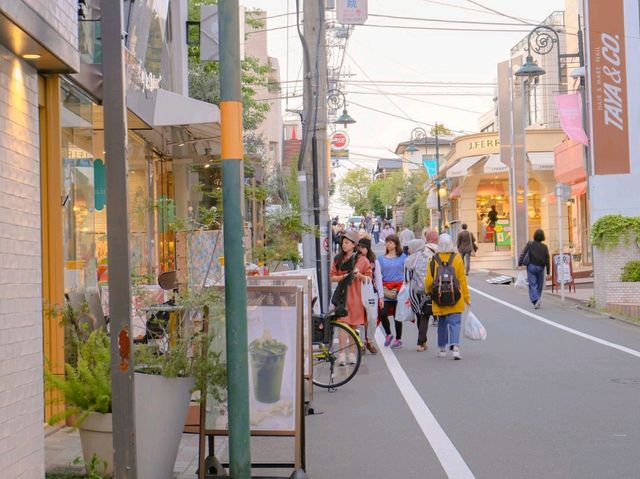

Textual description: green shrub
[621,261,640,282]
[590,214,640,250]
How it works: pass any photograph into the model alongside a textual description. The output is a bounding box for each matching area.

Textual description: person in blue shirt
[378,234,407,348]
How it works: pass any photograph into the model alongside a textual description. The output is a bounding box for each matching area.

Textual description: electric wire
[464,0,531,25]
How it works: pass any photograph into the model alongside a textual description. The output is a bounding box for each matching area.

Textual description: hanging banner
[554,94,588,146]
[422,155,437,178]
[585,0,630,175]
[93,159,106,211]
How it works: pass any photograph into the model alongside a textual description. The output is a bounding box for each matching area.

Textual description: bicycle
[312,313,363,390]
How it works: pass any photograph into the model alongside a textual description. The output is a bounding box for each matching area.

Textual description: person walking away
[518,229,550,309]
[423,229,440,326]
[365,214,373,234]
[404,238,435,352]
[425,233,470,360]
[378,234,407,348]
[456,223,478,275]
[357,237,383,354]
[330,230,373,365]
[487,205,498,226]
[399,226,415,255]
[380,222,395,242]
[372,220,381,244]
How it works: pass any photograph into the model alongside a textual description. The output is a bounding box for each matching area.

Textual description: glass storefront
[61,80,164,293]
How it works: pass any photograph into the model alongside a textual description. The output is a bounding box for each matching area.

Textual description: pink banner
[555,93,589,146]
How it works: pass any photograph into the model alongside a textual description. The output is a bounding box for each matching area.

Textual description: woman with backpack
[425,233,470,360]
[330,230,373,365]
[357,237,383,354]
[378,234,407,348]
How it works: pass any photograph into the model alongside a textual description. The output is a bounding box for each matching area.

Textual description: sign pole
[556,184,565,301]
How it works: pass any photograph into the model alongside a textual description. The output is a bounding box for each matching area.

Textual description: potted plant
[46,288,227,479]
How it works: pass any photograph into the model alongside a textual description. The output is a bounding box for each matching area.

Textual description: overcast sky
[241,0,565,216]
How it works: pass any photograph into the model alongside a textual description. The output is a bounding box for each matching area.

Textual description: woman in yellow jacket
[425,234,471,360]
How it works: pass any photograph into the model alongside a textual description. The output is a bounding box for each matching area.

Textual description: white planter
[134,372,194,479]
[78,412,113,476]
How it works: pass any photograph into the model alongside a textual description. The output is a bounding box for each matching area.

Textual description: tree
[431,124,452,136]
[339,167,373,214]
[367,180,386,218]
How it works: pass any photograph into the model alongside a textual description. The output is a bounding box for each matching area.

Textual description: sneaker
[390,339,403,349]
[437,348,447,358]
[536,298,542,309]
[337,353,346,366]
[384,334,393,347]
[534,300,540,309]
[416,343,427,352]
[347,352,357,365]
[452,346,461,360]
[366,340,378,354]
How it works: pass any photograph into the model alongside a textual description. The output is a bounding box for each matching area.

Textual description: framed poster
[205,287,304,442]
[494,219,512,247]
[551,253,576,292]
[247,276,314,400]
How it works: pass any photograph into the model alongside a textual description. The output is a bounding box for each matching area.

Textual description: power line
[368,12,536,27]
[356,23,532,33]
[464,0,530,25]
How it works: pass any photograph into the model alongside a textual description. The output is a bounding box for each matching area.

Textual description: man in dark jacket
[456,223,477,275]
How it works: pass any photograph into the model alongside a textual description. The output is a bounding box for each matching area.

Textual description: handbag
[361,278,378,323]
[383,285,398,300]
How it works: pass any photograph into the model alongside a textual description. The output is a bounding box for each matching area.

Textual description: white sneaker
[347,352,357,365]
[534,299,541,309]
[437,348,447,358]
[452,346,461,360]
[337,353,346,366]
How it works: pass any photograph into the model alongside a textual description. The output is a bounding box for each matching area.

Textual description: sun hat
[343,230,360,245]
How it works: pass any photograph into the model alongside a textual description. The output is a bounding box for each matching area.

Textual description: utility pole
[301,0,330,312]
[102,1,136,476]
[218,1,251,477]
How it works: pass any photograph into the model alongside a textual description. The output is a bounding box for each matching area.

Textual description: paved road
[305,271,640,479]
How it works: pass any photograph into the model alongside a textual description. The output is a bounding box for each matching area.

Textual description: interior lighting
[22,53,41,60]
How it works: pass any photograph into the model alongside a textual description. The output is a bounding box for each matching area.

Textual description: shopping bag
[514,270,528,290]
[394,283,414,322]
[361,278,378,323]
[464,310,487,341]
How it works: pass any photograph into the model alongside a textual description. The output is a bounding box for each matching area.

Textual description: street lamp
[327,89,356,127]
[409,126,442,233]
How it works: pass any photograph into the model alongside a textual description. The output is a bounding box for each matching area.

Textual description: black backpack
[429,253,462,306]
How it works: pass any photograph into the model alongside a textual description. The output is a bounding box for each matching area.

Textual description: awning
[528,152,555,170]
[483,154,509,174]
[446,155,485,178]
[554,140,587,184]
[546,181,588,203]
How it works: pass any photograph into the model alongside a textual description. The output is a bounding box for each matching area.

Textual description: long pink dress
[330,254,373,327]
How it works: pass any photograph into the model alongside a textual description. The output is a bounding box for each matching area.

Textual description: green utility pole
[218,1,251,477]
[102,1,137,476]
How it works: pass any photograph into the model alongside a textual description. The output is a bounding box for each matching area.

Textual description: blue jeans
[527,263,545,304]
[373,231,380,243]
[437,312,462,348]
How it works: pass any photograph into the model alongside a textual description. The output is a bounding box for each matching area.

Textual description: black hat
[358,237,371,249]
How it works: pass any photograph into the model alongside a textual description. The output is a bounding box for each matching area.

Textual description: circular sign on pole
[331,131,349,150]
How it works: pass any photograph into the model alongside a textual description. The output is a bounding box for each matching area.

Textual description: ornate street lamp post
[408,126,442,233]
[327,89,356,127]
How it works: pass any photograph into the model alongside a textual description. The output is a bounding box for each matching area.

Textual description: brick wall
[28,0,78,48]
[0,47,44,479]
[593,233,640,308]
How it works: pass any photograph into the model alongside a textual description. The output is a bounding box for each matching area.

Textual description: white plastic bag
[361,278,378,323]
[514,270,528,290]
[464,310,487,341]
[394,283,414,322]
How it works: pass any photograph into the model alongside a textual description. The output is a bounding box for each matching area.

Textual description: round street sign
[331,131,349,150]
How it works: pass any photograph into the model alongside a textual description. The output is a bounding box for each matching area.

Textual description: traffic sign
[331,131,349,150]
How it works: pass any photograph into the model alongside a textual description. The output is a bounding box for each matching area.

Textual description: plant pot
[134,372,194,479]
[78,412,113,476]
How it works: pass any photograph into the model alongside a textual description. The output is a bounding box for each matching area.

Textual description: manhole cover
[611,378,640,385]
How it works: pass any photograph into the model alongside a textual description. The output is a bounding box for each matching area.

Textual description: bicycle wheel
[312,321,362,389]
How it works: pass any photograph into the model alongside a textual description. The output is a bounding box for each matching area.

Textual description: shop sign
[336,0,368,25]
[330,131,349,150]
[94,159,106,211]
[585,0,630,175]
[494,219,511,247]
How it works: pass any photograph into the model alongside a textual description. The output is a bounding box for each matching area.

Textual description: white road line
[375,329,475,479]
[469,286,640,359]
